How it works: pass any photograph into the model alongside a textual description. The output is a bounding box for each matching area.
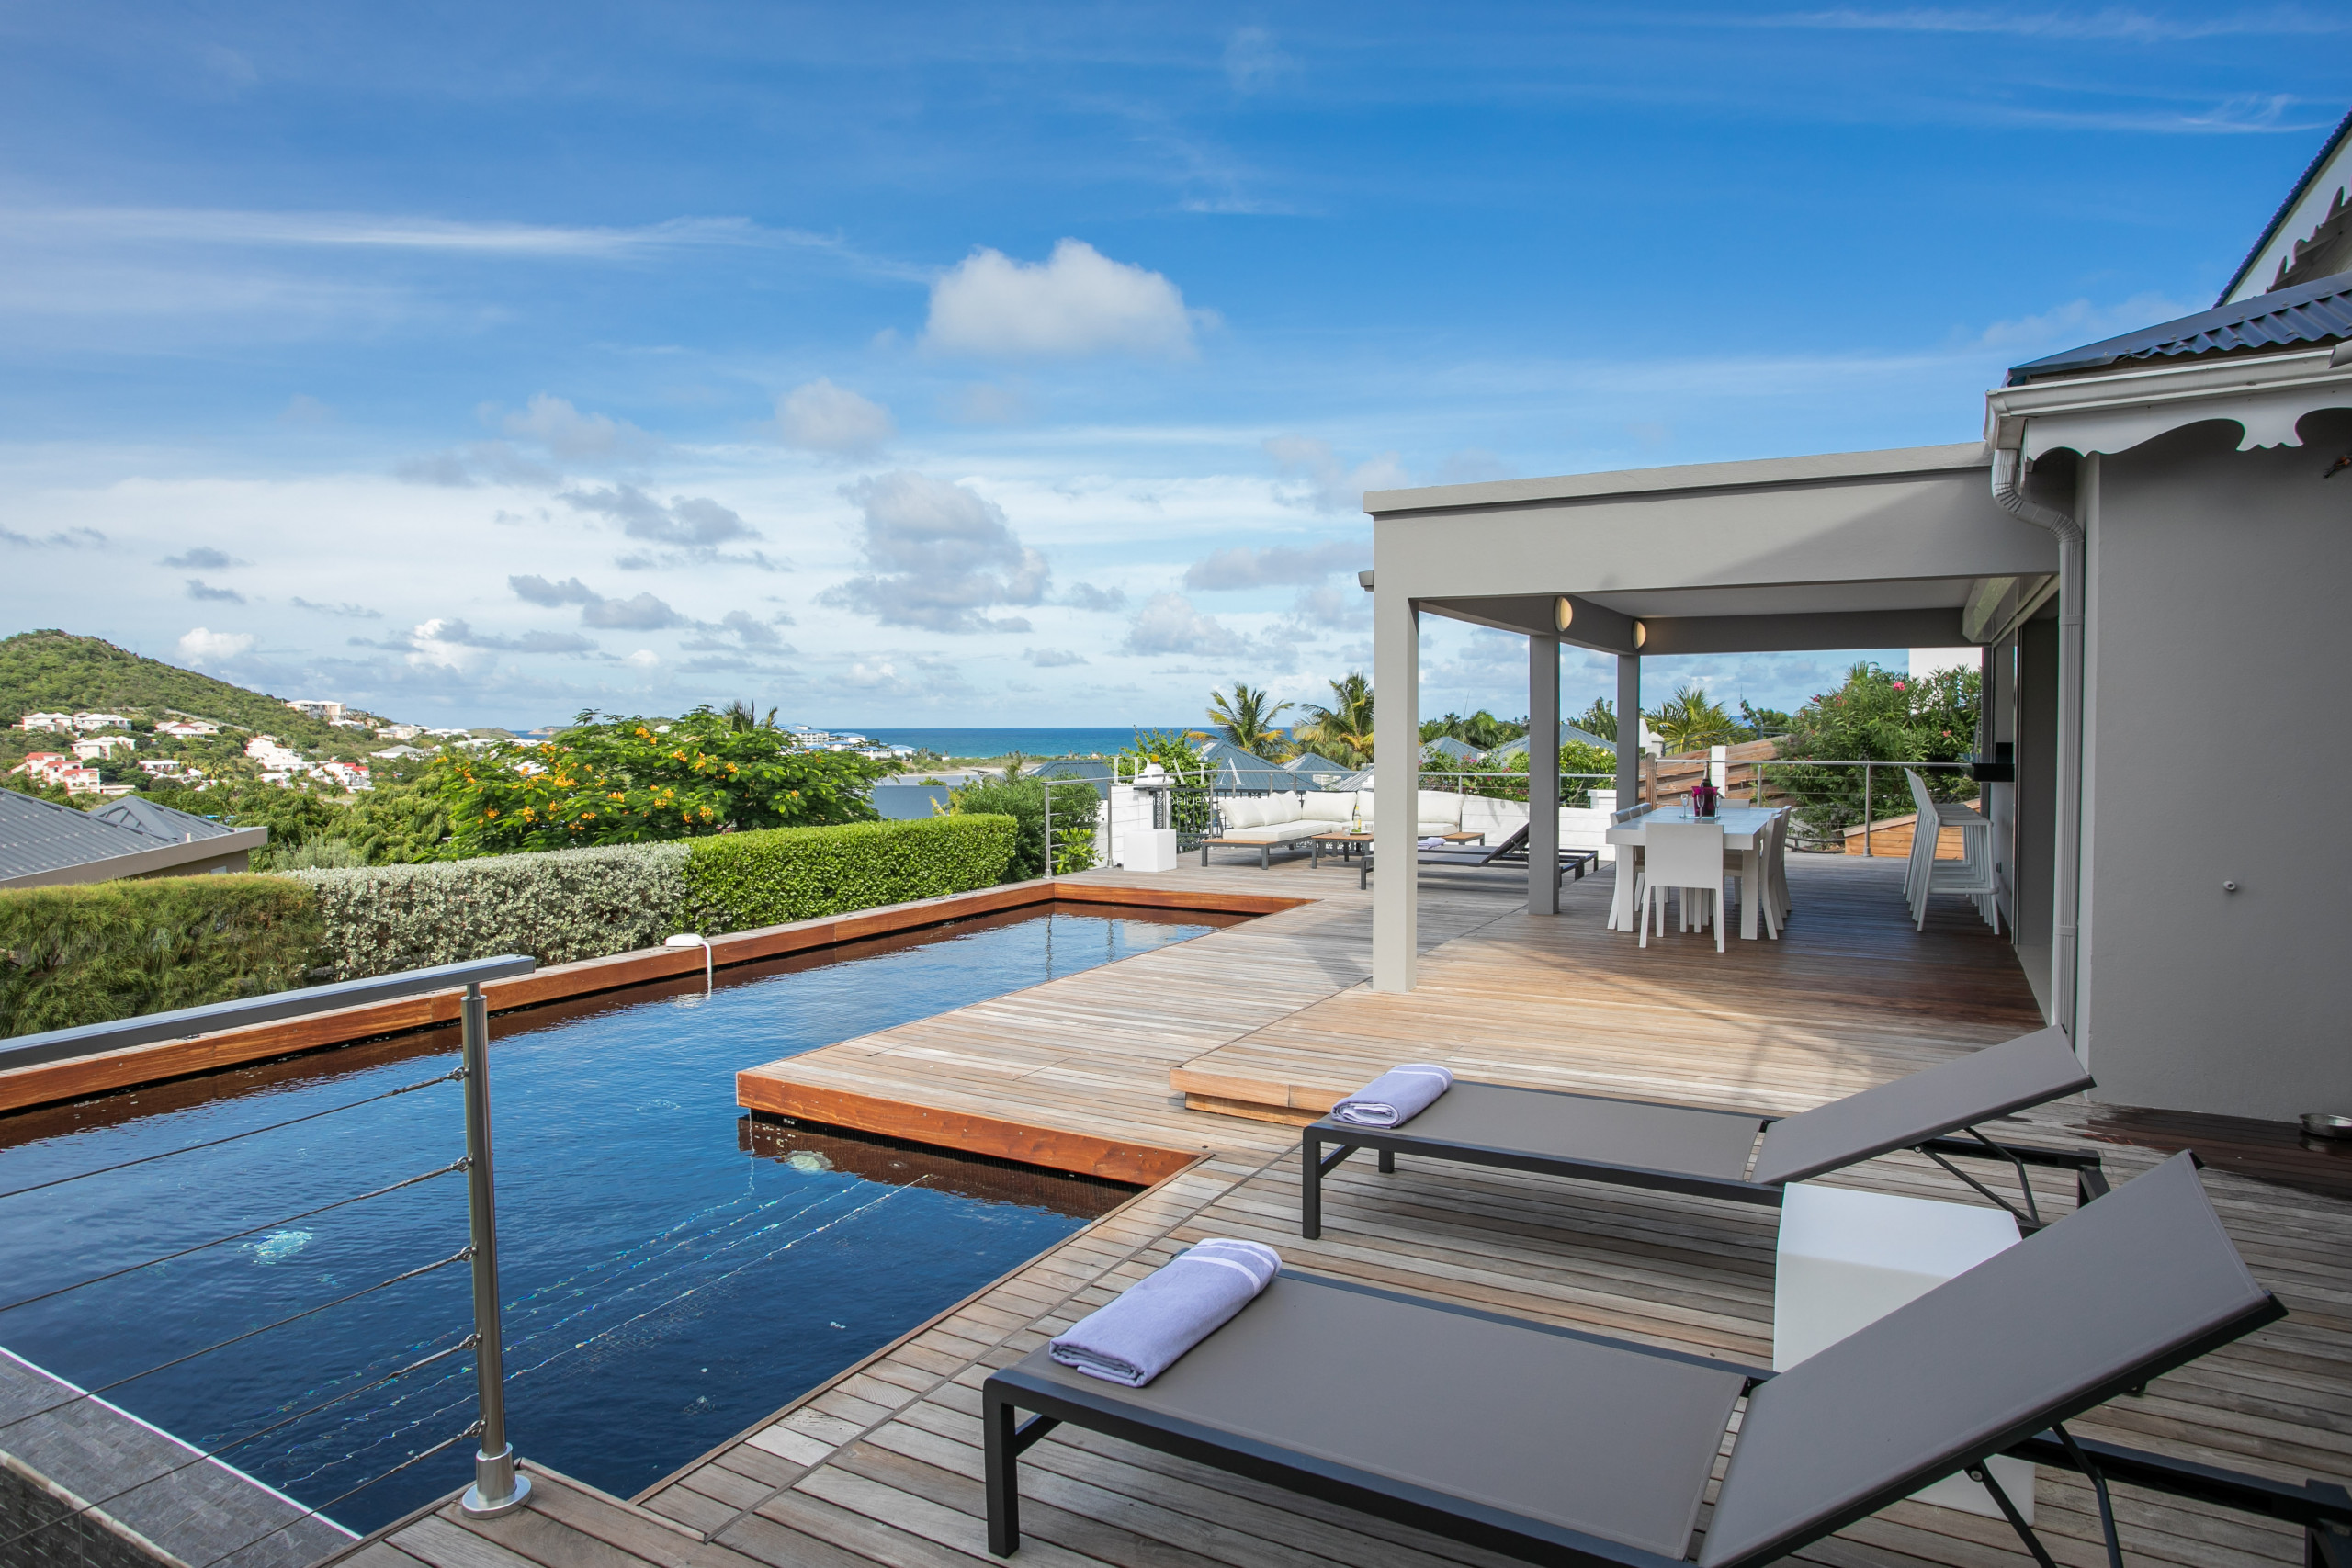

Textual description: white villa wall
[2075,412,2352,1120]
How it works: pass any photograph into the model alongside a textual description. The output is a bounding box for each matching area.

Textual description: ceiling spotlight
[1634,620,1647,649]
[1554,596,1573,632]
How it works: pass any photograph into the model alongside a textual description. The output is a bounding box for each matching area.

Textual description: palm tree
[720,699,777,733]
[1647,682,1737,755]
[1295,672,1374,765]
[1207,682,1295,761]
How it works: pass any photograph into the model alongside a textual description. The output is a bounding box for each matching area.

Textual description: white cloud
[177,626,254,664]
[1751,9,2349,42]
[393,441,558,489]
[499,394,659,461]
[186,577,244,603]
[943,381,1031,424]
[775,378,896,455]
[2,525,106,549]
[509,573,601,607]
[163,546,243,570]
[1224,26,1291,92]
[822,471,1048,633]
[1122,592,1272,661]
[392,617,601,666]
[625,649,661,670]
[1263,436,1409,513]
[1184,538,1366,590]
[581,592,687,630]
[1024,647,1089,667]
[561,483,767,565]
[1973,291,2196,354]
[924,240,1199,359]
[1061,581,1127,612]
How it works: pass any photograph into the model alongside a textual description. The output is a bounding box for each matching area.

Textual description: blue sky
[2,4,2346,729]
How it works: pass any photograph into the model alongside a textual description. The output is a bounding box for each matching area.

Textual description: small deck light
[665,931,712,992]
[1554,596,1573,632]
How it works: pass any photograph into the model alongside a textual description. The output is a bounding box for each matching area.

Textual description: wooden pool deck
[324,854,2352,1568]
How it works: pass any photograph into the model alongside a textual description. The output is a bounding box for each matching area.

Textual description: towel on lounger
[1330,1063,1453,1127]
[1419,835,1450,849]
[1048,1239,1281,1387]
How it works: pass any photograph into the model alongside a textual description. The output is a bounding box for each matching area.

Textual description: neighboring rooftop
[0,789,264,887]
[2007,268,2352,385]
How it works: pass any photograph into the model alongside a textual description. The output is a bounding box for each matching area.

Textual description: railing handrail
[0,955,539,1074]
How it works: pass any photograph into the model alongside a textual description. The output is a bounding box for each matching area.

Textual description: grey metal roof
[88,795,238,842]
[2219,106,2352,305]
[0,789,192,881]
[1422,736,1484,762]
[2007,268,2352,385]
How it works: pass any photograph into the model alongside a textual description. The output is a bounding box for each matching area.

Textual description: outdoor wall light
[1634,620,1648,649]
[1554,596,1573,632]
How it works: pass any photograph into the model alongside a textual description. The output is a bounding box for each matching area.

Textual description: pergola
[1363,441,2062,993]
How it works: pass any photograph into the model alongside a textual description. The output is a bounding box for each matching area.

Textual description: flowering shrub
[426,708,890,855]
[1770,662,1979,832]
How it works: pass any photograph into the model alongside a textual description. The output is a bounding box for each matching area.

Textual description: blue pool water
[0,905,1238,1538]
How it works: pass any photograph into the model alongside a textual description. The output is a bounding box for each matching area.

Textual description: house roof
[1422,736,1484,762]
[0,789,261,886]
[2219,106,2352,305]
[2006,269,2352,386]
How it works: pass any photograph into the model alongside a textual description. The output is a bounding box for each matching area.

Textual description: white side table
[1775,1181,2033,1522]
[1123,829,1179,873]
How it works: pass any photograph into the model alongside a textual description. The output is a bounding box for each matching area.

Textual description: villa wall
[2077,411,2352,1121]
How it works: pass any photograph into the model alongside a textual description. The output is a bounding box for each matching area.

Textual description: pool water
[0,905,1238,1535]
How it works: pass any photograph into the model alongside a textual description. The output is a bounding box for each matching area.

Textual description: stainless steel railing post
[458,980,529,1517]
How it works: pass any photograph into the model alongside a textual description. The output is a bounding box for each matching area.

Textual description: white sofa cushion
[1416,790,1466,829]
[1221,821,1321,844]
[1301,791,1358,824]
[1261,794,1305,824]
[1220,796,1267,829]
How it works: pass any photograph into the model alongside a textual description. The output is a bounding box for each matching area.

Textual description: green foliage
[291,843,695,979]
[1646,682,1739,754]
[1573,698,1617,742]
[1420,740,1620,807]
[1770,662,1981,831]
[0,629,364,752]
[1737,700,1791,738]
[1294,672,1374,764]
[0,875,323,1037]
[1207,683,1295,761]
[948,779,1100,878]
[3,773,74,806]
[426,708,890,854]
[1119,728,1205,776]
[685,816,1020,927]
[1419,709,1526,750]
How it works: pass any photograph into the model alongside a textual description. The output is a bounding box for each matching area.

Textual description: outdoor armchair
[1302,1025,2101,1240]
[988,1155,2343,1568]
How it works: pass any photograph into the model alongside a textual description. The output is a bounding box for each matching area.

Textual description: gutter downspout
[1990,446,2082,1046]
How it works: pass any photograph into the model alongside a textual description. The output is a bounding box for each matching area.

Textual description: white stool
[1775,1182,2034,1522]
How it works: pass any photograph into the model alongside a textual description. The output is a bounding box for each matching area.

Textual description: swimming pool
[0,904,1239,1538]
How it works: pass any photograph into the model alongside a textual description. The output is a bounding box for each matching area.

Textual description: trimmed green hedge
[1,814,1023,1032]
[290,842,695,981]
[1,875,323,1037]
[685,814,1017,929]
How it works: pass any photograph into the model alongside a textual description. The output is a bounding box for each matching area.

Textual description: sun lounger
[1359,823,1602,889]
[1302,1025,2103,1239]
[986,1155,2347,1567]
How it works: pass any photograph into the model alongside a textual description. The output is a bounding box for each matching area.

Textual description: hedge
[685,814,1017,929]
[948,780,1100,879]
[289,841,695,981]
[2,814,1025,1031]
[1,875,323,1038]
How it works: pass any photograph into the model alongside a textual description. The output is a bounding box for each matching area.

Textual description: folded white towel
[1048,1239,1281,1387]
[1418,835,1448,850]
[1329,1063,1454,1127]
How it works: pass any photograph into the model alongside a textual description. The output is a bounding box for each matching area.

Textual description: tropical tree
[1572,698,1617,741]
[1294,673,1374,765]
[720,699,779,732]
[1418,709,1526,751]
[1770,662,1980,831]
[1207,682,1295,761]
[1646,682,1739,754]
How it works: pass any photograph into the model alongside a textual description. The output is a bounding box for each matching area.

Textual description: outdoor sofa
[987,1154,2350,1567]
[1201,789,1477,868]
[1302,1026,2104,1239]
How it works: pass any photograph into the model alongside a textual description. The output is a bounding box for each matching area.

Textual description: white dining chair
[1905,770,1999,933]
[1642,820,1727,952]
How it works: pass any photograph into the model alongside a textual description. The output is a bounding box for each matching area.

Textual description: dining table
[1605,804,1781,941]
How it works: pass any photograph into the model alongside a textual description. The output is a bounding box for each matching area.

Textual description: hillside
[0,629,364,751]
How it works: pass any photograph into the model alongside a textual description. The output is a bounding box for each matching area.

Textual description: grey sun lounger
[1361,824,1602,890]
[1303,1025,2104,1239]
[988,1154,2349,1567]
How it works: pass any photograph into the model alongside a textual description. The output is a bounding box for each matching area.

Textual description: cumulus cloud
[943,381,1031,424]
[775,378,895,455]
[1060,581,1127,612]
[682,610,796,654]
[508,573,602,607]
[1279,583,1368,634]
[177,626,254,664]
[186,578,245,603]
[498,393,659,460]
[561,483,780,568]
[580,592,687,630]
[1264,435,1409,513]
[163,546,243,570]
[397,617,599,669]
[1120,592,1288,668]
[1183,539,1365,591]
[2,526,106,549]
[821,471,1048,634]
[290,597,382,619]
[393,441,558,489]
[1024,647,1089,667]
[720,609,789,649]
[924,240,1199,359]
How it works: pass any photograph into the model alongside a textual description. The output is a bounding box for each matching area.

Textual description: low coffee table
[1311,829,1483,869]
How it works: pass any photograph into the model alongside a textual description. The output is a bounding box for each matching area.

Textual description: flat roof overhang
[1366,442,2062,656]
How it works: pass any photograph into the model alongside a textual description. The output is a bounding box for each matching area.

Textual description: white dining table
[1605,805,1780,940]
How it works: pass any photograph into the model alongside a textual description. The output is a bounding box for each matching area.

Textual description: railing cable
[0,1157,467,1317]
[188,1422,486,1568]
[0,1246,475,1440]
[0,1337,476,1556]
[0,1066,464,1202]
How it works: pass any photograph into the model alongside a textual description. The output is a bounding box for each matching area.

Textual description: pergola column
[1528,635,1559,916]
[1615,653,1641,807]
[1371,591,1419,993]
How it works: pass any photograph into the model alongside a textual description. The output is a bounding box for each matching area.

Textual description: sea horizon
[854,726,1195,758]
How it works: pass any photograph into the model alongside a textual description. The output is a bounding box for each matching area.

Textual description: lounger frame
[1301,1080,2109,1240]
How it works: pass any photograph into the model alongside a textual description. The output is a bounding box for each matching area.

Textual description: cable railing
[0,954,537,1564]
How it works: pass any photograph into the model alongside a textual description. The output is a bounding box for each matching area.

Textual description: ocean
[856,727,1188,759]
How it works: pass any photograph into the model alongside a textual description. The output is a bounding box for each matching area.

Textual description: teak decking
[326,855,2351,1568]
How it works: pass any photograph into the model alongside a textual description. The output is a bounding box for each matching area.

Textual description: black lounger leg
[1377,1148,1395,1173]
[986,1388,1021,1555]
[1303,1131,1322,1238]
